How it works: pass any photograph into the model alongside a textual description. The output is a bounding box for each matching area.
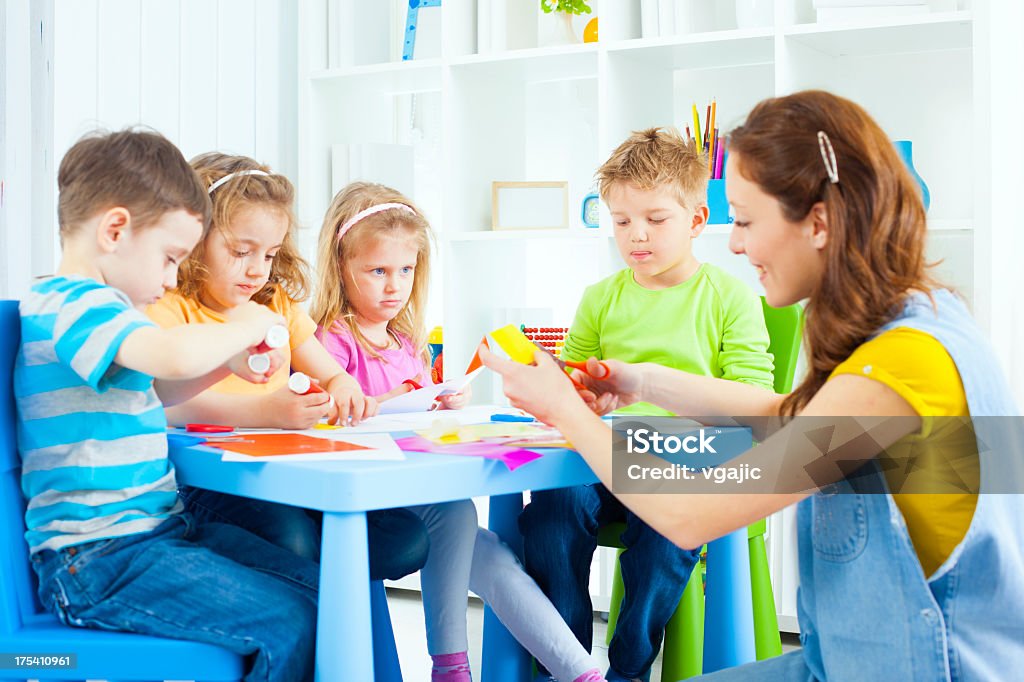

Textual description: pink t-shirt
[317,324,428,397]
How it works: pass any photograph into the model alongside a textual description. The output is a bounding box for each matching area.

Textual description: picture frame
[491,181,569,231]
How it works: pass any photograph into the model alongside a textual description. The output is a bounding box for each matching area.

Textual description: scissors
[186,423,235,433]
[530,341,610,381]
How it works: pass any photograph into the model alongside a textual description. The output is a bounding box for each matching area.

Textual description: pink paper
[395,435,543,471]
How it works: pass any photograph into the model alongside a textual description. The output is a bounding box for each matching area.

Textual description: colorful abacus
[520,325,569,358]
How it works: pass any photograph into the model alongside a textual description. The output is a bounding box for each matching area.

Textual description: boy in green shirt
[519,128,774,682]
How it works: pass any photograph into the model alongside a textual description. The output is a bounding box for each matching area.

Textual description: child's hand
[225,301,288,347]
[574,382,620,416]
[264,385,333,429]
[437,384,472,410]
[228,347,284,384]
[325,374,378,426]
[572,357,644,410]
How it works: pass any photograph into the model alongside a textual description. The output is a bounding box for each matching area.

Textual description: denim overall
[796,290,1024,680]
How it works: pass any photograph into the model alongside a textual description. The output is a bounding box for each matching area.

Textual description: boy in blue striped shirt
[15,129,318,682]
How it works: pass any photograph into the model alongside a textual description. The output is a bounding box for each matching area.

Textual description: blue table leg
[702,528,756,673]
[317,511,373,681]
[481,493,532,682]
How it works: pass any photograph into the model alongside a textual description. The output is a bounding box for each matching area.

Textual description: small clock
[581,192,600,228]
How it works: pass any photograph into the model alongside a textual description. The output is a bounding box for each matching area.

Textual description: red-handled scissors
[186,423,235,433]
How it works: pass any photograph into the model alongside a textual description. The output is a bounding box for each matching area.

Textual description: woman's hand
[478,345,588,425]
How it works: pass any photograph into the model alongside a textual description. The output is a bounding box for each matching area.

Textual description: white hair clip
[207,169,271,194]
[817,131,839,185]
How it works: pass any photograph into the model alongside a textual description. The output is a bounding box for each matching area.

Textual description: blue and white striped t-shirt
[15,276,182,554]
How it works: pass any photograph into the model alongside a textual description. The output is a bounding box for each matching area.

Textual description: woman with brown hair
[481,90,1024,679]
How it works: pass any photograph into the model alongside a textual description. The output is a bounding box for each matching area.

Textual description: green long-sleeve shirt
[562,264,774,415]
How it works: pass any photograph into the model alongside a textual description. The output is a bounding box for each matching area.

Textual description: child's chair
[0,299,245,681]
[600,298,803,681]
[0,300,403,682]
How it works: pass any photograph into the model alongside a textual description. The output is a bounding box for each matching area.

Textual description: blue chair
[0,300,403,681]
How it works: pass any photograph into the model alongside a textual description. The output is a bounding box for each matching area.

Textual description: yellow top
[830,327,978,578]
[146,288,317,395]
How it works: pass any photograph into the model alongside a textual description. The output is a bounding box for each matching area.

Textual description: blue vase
[893,140,930,211]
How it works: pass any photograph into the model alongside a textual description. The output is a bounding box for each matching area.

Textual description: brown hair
[310,182,433,361]
[728,90,939,415]
[596,127,709,210]
[57,128,210,241]
[176,153,309,305]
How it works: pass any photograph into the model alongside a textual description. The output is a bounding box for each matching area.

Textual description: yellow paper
[490,324,539,364]
[417,421,549,445]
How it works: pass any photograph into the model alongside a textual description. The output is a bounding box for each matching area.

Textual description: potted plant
[539,0,595,46]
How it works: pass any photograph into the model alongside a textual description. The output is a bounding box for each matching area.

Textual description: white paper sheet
[338,404,512,434]
[378,368,484,414]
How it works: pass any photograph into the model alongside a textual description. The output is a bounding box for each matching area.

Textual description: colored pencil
[692,104,702,155]
[708,100,717,172]
[713,133,724,179]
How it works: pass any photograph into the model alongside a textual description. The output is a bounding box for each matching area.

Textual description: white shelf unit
[299,0,991,632]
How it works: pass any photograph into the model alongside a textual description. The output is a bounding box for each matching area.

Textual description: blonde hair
[310,182,433,361]
[176,152,309,305]
[596,127,709,210]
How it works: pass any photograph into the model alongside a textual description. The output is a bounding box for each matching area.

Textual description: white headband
[338,202,416,239]
[207,169,271,194]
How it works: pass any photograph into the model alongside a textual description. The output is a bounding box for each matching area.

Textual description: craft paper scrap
[438,367,484,396]
[395,435,543,471]
[207,432,405,462]
[379,368,485,414]
[417,420,549,445]
[379,381,449,414]
[489,324,539,364]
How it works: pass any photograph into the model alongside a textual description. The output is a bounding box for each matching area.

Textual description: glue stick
[288,371,335,407]
[247,325,289,373]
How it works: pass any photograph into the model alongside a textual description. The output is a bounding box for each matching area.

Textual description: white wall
[0,0,298,298]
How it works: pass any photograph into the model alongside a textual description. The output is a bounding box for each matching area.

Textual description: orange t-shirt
[146,288,316,395]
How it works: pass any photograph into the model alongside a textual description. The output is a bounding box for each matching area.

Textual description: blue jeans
[181,487,429,580]
[520,484,700,680]
[32,513,319,682]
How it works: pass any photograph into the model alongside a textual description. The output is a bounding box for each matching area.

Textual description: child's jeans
[181,487,429,580]
[519,484,700,680]
[31,513,319,682]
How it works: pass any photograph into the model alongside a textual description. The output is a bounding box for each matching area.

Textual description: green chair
[602,297,803,680]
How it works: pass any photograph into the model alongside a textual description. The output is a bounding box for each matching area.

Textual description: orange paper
[206,433,371,458]
[466,336,489,374]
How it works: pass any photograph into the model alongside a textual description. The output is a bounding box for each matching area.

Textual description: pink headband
[338,202,416,239]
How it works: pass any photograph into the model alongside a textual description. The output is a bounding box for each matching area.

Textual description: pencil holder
[707,179,733,226]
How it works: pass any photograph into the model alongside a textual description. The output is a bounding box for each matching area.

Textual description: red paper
[205,433,370,458]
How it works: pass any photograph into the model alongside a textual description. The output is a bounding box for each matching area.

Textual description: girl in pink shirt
[312,182,604,682]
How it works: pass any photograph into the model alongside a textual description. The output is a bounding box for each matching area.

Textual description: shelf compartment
[784,11,972,58]
[310,60,443,95]
[449,43,599,83]
[606,28,775,71]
